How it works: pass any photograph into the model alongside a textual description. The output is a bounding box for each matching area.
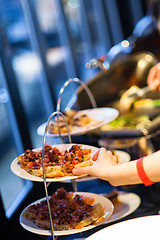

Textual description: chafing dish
[73,52,160,139]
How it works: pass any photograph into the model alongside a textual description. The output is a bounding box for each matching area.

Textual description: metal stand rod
[71,179,78,192]
[56,77,97,144]
[56,78,97,193]
[42,111,71,240]
[56,77,97,113]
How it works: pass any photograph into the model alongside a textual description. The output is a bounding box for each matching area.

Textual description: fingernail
[72,169,76,175]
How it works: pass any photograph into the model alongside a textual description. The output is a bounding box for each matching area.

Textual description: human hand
[147,62,160,91]
[72,147,118,181]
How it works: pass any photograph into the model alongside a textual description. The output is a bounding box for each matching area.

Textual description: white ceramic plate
[11,144,99,182]
[102,191,141,224]
[86,215,160,240]
[114,150,131,164]
[37,108,119,137]
[20,192,114,236]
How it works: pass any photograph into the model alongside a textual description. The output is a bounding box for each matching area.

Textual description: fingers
[92,149,100,161]
[72,147,111,176]
[92,147,110,161]
[147,66,156,86]
[72,166,91,176]
[72,148,105,176]
[97,148,113,160]
[147,63,160,90]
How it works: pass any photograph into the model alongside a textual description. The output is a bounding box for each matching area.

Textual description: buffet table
[10,60,160,239]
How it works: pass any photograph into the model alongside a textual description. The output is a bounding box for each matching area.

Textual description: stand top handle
[56,78,97,112]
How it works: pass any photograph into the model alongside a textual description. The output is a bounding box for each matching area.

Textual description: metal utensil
[128,86,152,98]
[85,55,109,71]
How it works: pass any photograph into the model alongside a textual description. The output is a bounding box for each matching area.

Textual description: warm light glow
[144,54,154,62]
[137,59,146,69]
[121,40,130,48]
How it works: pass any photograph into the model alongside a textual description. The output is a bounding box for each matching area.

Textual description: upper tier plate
[10,143,99,182]
[37,108,119,137]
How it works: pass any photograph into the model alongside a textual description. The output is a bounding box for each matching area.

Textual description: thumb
[72,166,91,176]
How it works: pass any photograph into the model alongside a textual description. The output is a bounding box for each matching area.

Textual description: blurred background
[0,0,160,239]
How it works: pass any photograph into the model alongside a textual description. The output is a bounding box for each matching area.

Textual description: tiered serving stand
[11,78,140,240]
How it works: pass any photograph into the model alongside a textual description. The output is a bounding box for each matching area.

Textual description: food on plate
[101,114,151,131]
[98,138,137,149]
[111,150,119,164]
[48,109,100,134]
[48,109,77,134]
[17,144,92,178]
[22,187,105,230]
[119,86,140,114]
[133,99,160,109]
[119,85,160,115]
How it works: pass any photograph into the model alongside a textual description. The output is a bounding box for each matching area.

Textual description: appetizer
[22,187,105,230]
[17,144,92,178]
[48,109,100,134]
[101,114,151,131]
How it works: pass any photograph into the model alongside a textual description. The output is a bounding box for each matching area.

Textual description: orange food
[17,144,92,178]
[22,188,105,231]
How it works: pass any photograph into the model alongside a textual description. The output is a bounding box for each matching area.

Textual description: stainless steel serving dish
[73,52,160,138]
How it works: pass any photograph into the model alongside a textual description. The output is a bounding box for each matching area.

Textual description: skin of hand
[72,148,160,186]
[147,62,160,91]
[72,148,120,185]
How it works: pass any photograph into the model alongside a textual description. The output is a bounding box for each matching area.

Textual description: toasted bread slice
[45,166,64,177]
[74,159,93,168]
[25,168,43,177]
[78,203,104,227]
